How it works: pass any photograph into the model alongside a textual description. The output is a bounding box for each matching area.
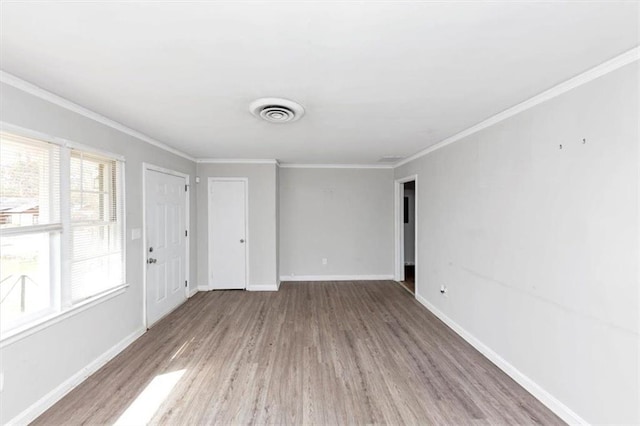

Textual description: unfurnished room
[0,1,638,425]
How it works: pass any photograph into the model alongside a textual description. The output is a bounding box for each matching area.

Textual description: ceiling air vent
[249,98,305,123]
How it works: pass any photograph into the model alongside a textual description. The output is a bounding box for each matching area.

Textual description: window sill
[0,284,129,349]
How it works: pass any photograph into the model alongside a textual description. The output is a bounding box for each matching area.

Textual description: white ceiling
[1,1,638,164]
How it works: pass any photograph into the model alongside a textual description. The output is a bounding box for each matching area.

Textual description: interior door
[145,169,187,326]
[209,179,247,290]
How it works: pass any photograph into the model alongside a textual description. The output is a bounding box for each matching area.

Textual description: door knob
[240,239,245,243]
[147,258,157,264]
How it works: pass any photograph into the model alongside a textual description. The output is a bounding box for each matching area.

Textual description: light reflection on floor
[113,369,185,425]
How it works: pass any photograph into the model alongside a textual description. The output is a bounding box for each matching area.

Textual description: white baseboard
[198,284,279,292]
[188,287,198,297]
[247,284,279,291]
[8,327,146,426]
[414,293,587,425]
[280,274,394,282]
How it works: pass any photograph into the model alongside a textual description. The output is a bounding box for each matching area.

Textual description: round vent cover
[249,98,305,123]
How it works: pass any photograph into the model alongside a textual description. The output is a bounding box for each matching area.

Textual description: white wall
[0,83,198,424]
[395,63,639,424]
[279,168,394,279]
[196,163,278,288]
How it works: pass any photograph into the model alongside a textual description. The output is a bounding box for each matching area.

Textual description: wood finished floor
[401,265,415,294]
[34,281,563,425]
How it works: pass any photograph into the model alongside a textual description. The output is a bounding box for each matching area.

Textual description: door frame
[394,174,418,292]
[207,177,249,290]
[142,163,190,329]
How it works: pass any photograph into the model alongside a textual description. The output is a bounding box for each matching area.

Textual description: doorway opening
[402,180,416,293]
[394,175,417,296]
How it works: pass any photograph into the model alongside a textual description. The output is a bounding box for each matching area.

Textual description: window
[0,134,60,330]
[70,151,124,302]
[0,131,125,336]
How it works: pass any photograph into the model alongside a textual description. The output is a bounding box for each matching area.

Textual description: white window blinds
[69,150,125,302]
[0,133,61,228]
[1,129,127,336]
[1,132,61,330]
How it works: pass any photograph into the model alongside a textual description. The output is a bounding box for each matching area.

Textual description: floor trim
[280,274,394,282]
[247,284,279,291]
[7,327,146,426]
[414,293,588,425]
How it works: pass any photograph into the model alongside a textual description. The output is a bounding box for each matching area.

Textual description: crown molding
[5,45,636,169]
[395,45,640,168]
[0,71,196,162]
[196,158,279,165]
[279,163,394,169]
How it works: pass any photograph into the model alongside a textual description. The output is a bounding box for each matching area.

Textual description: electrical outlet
[322,258,328,266]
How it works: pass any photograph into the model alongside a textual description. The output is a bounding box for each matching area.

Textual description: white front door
[208,178,247,290]
[145,169,187,326]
